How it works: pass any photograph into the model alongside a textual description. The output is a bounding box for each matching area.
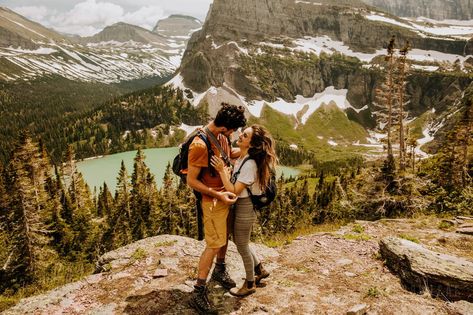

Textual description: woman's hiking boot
[189,285,218,315]
[211,263,236,290]
[254,263,270,285]
[229,280,256,297]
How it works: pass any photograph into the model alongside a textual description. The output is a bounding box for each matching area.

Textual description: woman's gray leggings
[233,197,260,281]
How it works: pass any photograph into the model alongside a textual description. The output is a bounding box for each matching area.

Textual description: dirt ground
[3,216,473,315]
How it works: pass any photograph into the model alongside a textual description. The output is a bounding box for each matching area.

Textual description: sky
[0,0,213,36]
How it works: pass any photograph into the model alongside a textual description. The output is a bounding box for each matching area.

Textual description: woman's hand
[211,155,225,173]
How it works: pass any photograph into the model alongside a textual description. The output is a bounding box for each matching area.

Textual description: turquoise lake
[76,147,300,193]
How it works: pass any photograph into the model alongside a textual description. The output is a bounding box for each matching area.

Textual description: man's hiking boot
[255,263,270,285]
[189,285,218,315]
[211,263,236,289]
[229,281,256,297]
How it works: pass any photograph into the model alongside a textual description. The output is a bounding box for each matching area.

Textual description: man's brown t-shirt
[188,133,231,202]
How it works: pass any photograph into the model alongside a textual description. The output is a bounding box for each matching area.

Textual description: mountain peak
[152,15,202,37]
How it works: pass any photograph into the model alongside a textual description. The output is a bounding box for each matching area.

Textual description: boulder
[447,300,473,315]
[379,237,473,302]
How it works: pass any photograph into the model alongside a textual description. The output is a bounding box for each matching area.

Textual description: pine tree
[130,149,158,240]
[104,161,132,249]
[3,134,57,287]
[60,146,94,258]
[97,182,113,218]
[458,99,473,186]
[396,41,411,171]
[374,36,397,158]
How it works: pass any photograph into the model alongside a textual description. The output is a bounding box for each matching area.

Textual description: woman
[211,124,277,297]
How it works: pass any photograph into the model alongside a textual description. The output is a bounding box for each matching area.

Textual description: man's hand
[218,191,237,205]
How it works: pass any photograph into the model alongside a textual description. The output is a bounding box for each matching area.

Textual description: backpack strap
[231,156,254,197]
[195,130,216,177]
[204,127,233,167]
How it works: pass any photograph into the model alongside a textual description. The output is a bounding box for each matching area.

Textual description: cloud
[13,5,52,21]
[13,0,167,36]
[122,6,165,30]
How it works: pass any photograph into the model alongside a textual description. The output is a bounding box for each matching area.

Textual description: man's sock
[246,280,254,289]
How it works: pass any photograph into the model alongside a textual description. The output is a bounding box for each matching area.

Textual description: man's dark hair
[214,103,246,130]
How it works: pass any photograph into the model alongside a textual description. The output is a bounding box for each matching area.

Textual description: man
[187,103,246,314]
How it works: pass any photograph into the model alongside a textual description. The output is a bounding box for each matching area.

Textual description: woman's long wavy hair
[248,125,278,190]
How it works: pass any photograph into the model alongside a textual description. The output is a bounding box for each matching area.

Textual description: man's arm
[187,164,236,204]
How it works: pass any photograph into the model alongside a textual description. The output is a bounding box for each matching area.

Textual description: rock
[347,303,370,315]
[457,227,473,236]
[457,216,473,221]
[379,237,473,302]
[153,268,168,278]
[344,272,357,277]
[441,219,457,227]
[336,259,353,267]
[447,300,473,315]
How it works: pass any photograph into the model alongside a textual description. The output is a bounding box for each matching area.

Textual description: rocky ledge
[3,218,473,314]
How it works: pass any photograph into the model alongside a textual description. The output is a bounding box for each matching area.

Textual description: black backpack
[172,129,213,241]
[172,129,214,184]
[233,157,277,210]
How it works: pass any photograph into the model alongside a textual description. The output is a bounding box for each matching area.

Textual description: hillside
[3,219,472,314]
[0,8,201,83]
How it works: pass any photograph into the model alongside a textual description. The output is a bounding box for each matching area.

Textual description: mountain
[153,14,202,38]
[361,0,473,20]
[173,0,473,158]
[83,22,168,45]
[0,7,68,49]
[0,8,201,83]
[0,8,202,163]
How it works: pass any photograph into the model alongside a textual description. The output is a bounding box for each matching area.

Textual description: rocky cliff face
[362,0,473,20]
[181,0,472,97]
[177,0,473,154]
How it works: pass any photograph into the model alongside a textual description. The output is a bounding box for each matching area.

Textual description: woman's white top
[233,155,262,198]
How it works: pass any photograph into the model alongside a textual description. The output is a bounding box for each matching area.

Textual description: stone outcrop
[3,219,473,314]
[362,0,473,20]
[379,237,473,302]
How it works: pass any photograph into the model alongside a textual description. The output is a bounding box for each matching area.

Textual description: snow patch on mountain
[246,86,353,123]
[366,13,473,37]
[264,36,470,65]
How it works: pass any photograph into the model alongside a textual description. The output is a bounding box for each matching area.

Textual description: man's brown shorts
[202,199,230,248]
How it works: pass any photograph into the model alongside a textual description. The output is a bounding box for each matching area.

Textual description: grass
[251,102,374,161]
[129,248,148,263]
[352,223,365,234]
[343,233,371,241]
[398,234,420,243]
[438,220,455,231]
[365,286,381,298]
[155,240,177,247]
[258,222,343,248]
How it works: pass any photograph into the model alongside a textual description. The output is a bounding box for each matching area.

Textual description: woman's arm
[211,156,247,195]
